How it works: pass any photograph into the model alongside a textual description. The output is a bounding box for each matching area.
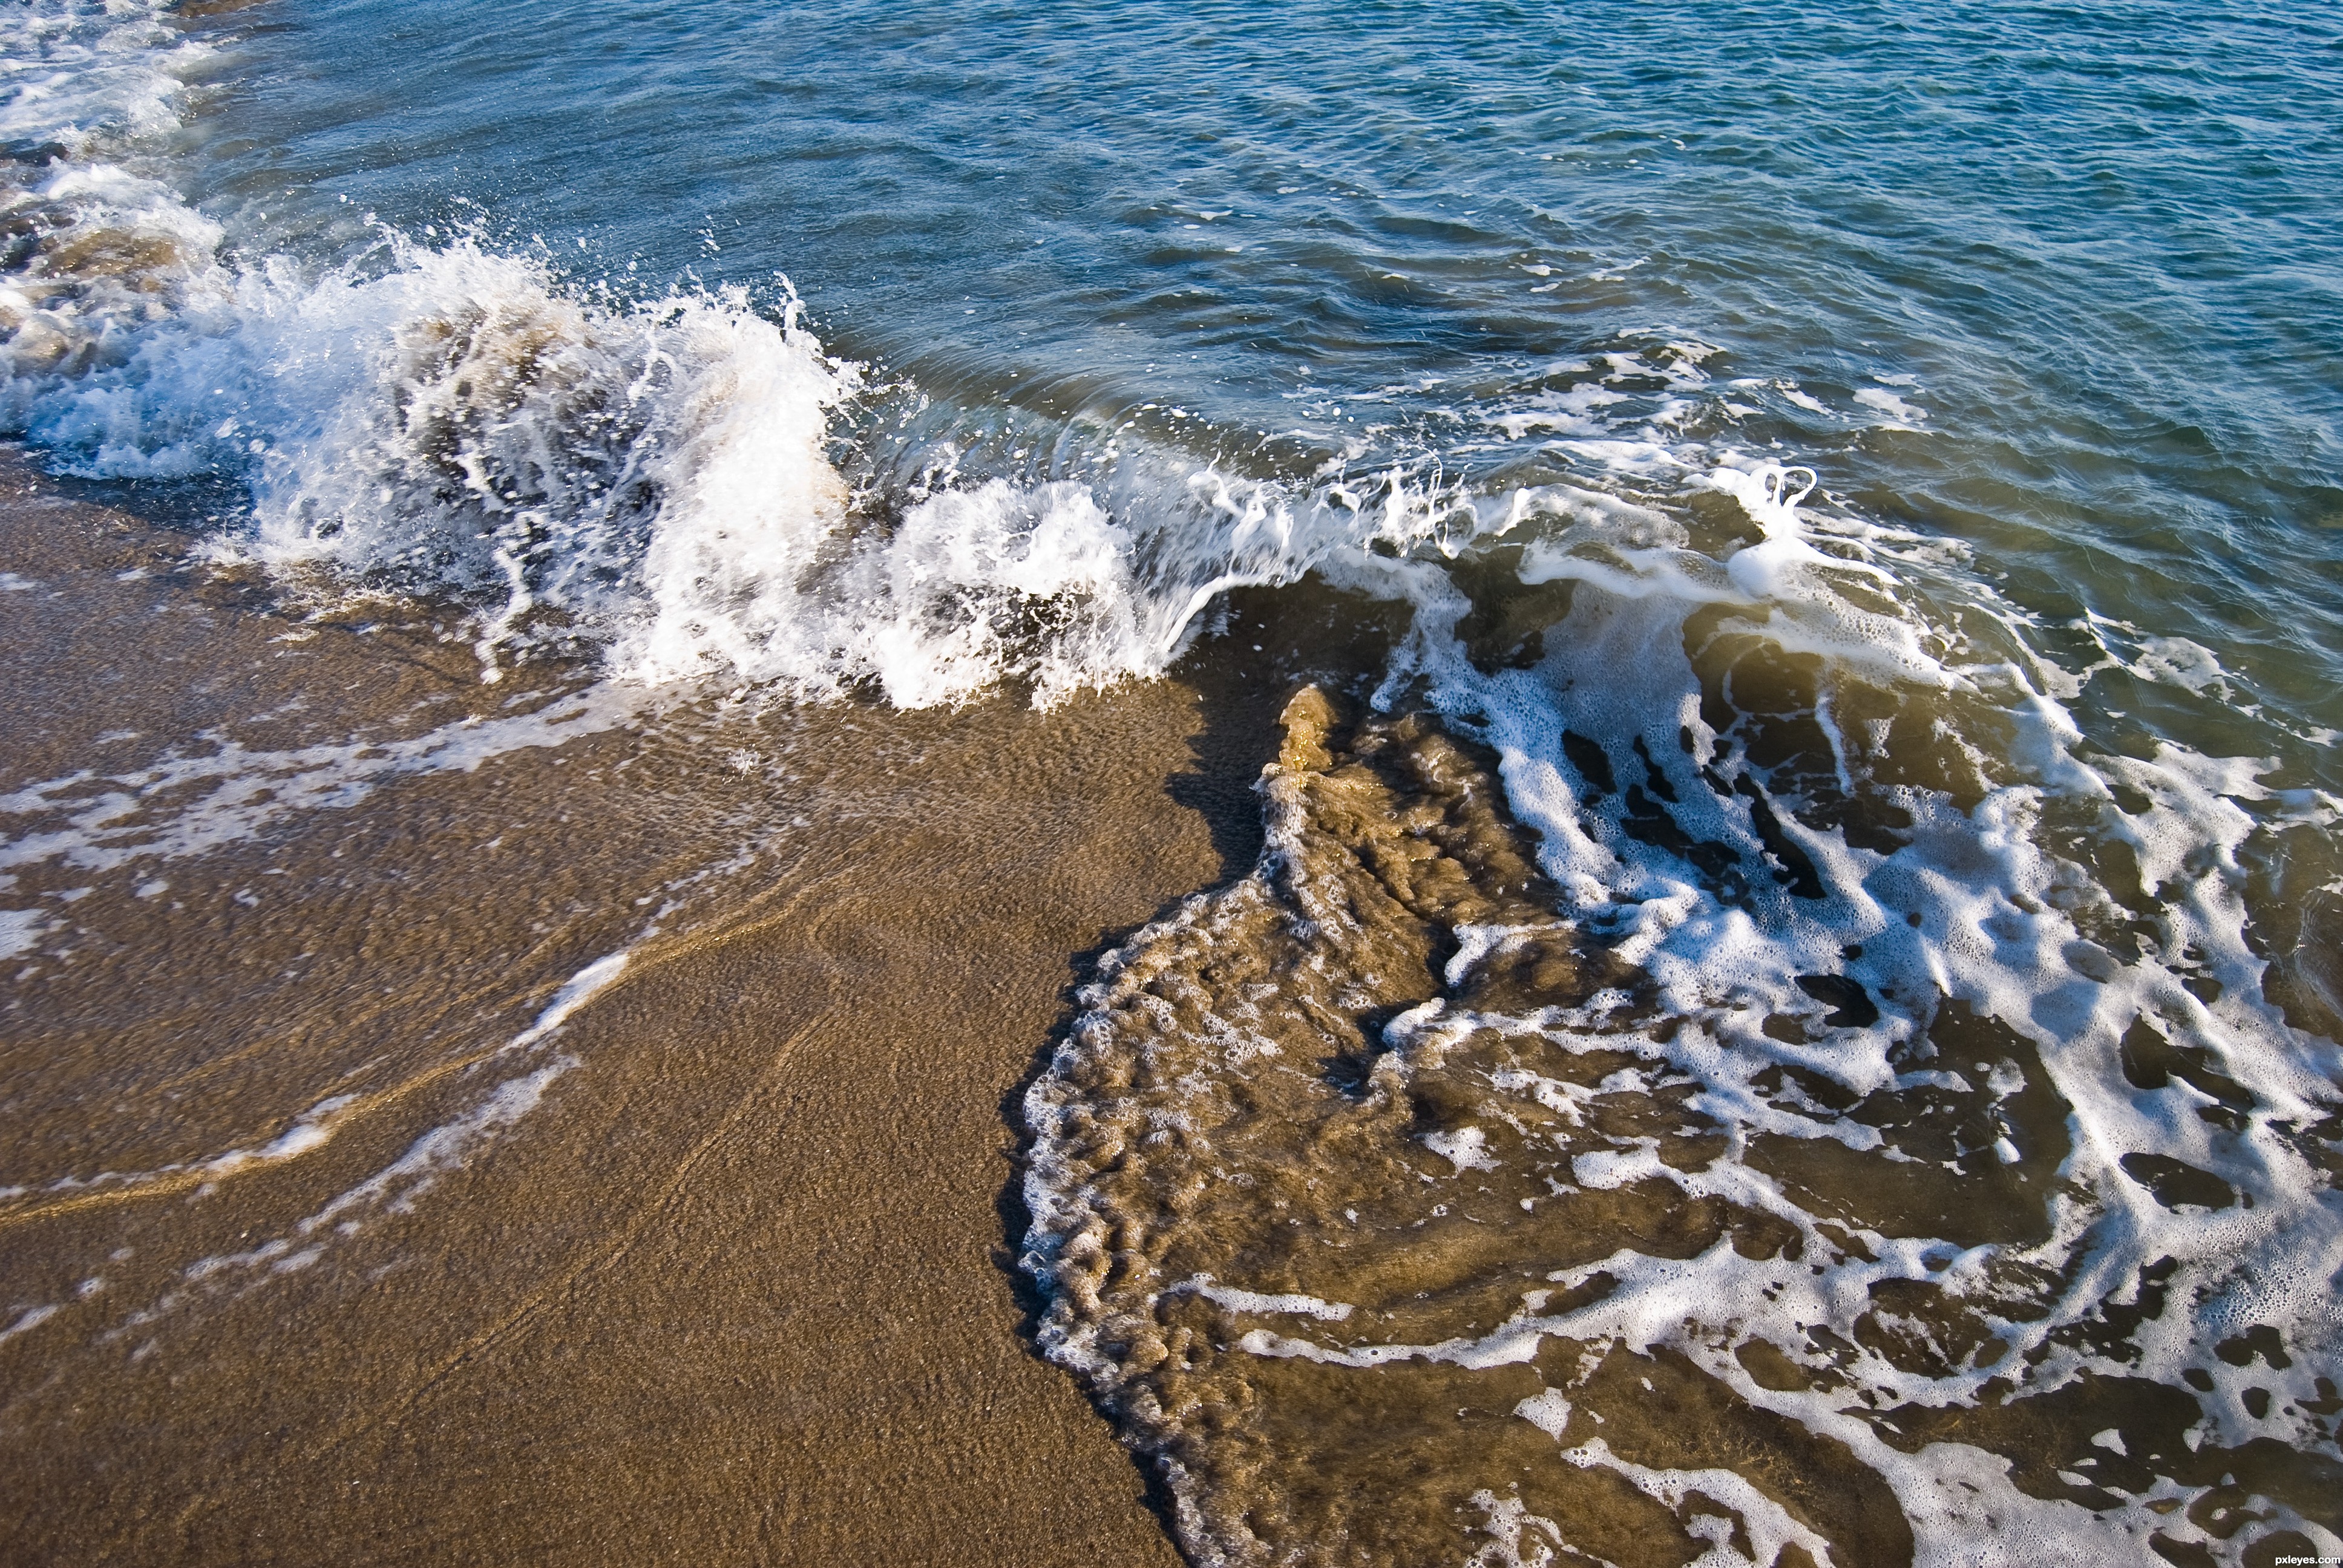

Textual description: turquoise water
[4,1,2342,1562]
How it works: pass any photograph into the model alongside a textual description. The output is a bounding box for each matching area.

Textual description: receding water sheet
[2,1,2338,1564]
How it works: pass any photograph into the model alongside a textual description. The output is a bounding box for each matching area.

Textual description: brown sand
[0,448,1286,1566]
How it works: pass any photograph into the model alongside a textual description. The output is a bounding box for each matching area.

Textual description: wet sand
[0,448,1293,1566]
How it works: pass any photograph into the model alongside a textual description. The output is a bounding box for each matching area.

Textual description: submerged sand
[0,448,1279,1566]
[15,446,2339,1568]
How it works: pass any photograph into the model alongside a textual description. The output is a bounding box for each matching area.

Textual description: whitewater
[2,1,2339,1564]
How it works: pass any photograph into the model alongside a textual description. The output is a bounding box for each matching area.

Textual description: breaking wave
[0,4,1431,705]
[8,8,2341,1566]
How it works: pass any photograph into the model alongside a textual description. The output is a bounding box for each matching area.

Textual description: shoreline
[0,449,1302,1566]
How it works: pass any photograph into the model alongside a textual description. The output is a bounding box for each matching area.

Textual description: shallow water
[2,1,2340,1564]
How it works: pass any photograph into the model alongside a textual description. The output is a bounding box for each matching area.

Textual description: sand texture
[0,451,1239,1566]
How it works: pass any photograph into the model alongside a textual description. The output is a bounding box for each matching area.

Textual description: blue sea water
[191,0,2342,692]
[4,1,2342,1562]
[4,0,2327,748]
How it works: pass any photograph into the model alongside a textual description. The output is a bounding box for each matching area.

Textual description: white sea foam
[15,9,2342,1559]
[1429,472,2333,1549]
[2,11,1778,725]
[1555,1440,1840,1568]
[73,941,640,1353]
[502,949,629,1051]
[0,683,652,890]
[10,205,1507,706]
[0,7,1187,704]
[0,1,192,149]
[0,1093,364,1214]
[1855,385,1927,428]
[1172,1276,1355,1323]
[0,13,1743,718]
[0,904,47,958]
[1026,457,2343,1564]
[0,1302,62,1346]
[0,0,221,420]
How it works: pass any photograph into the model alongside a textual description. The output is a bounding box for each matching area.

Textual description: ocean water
[2,1,2341,1564]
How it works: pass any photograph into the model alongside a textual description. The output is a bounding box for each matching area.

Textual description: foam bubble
[0,684,652,882]
[1021,453,2343,1563]
[0,904,47,958]
[70,941,641,1353]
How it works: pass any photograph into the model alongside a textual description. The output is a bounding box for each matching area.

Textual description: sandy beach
[0,449,1254,1565]
[7,0,2341,1559]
